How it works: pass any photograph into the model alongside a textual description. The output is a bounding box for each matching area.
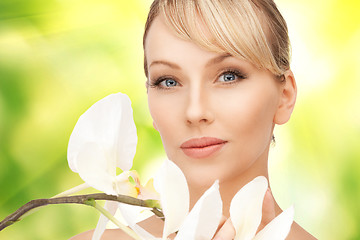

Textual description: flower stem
[53,183,90,198]
[93,203,142,240]
[0,193,163,232]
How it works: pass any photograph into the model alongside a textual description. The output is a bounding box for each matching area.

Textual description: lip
[180,137,227,159]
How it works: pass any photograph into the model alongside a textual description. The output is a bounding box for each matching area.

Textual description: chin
[176,160,226,188]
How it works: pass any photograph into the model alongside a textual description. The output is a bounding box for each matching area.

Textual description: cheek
[217,86,279,146]
[148,94,167,131]
[148,93,180,154]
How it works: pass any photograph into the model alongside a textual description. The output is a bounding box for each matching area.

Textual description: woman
[73,0,316,239]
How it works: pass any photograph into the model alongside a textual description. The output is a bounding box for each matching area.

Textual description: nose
[185,84,214,126]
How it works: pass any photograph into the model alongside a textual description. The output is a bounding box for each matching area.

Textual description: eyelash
[148,75,179,90]
[148,68,247,89]
[217,69,247,84]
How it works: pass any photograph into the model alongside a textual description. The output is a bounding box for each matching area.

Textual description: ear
[274,70,297,125]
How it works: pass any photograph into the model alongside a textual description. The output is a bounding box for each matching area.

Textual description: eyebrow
[149,60,181,70]
[148,53,232,70]
[205,53,232,67]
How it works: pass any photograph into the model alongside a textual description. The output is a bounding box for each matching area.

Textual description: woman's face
[145,15,283,187]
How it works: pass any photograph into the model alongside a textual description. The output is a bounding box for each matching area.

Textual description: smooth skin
[71,14,316,240]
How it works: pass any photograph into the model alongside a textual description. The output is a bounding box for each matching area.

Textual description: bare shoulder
[287,222,317,240]
[69,229,133,240]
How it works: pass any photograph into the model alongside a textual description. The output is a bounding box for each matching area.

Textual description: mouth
[180,137,227,159]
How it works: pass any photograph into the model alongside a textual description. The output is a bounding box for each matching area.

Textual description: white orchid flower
[65,93,161,240]
[230,176,294,240]
[174,180,223,240]
[152,160,223,240]
[116,160,222,240]
[67,93,138,195]
[92,173,160,240]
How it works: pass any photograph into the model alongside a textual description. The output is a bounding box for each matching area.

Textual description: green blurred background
[0,0,359,239]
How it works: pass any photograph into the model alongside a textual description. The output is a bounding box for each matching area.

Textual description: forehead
[143,15,265,80]
[145,15,223,64]
[142,0,288,77]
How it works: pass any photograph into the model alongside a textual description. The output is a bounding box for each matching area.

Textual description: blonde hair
[143,0,291,78]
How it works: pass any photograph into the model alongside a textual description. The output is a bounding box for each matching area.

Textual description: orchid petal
[175,180,222,240]
[118,204,154,226]
[138,178,160,200]
[67,93,137,174]
[154,160,190,239]
[129,224,158,240]
[115,172,139,197]
[113,94,137,171]
[76,142,117,195]
[253,206,294,240]
[92,201,118,240]
[118,203,157,240]
[230,176,268,240]
[75,144,137,195]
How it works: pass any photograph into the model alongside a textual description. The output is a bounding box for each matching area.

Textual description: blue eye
[218,70,246,83]
[160,79,178,87]
[224,73,236,81]
[220,73,237,82]
[148,76,180,90]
